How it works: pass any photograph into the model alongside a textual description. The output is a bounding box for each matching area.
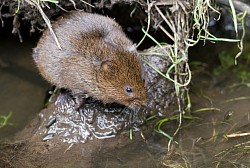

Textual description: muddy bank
[2,60,250,167]
[0,128,151,168]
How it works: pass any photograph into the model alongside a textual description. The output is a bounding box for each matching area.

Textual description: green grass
[0,112,13,129]
[214,50,250,84]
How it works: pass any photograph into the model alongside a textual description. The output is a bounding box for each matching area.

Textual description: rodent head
[95,50,148,108]
[67,18,148,108]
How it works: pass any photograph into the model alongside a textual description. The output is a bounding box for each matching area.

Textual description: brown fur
[33,11,147,108]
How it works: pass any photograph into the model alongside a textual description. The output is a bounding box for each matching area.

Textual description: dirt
[0,129,145,168]
[0,0,143,43]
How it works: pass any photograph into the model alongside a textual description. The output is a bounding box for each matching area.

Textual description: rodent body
[33,11,147,108]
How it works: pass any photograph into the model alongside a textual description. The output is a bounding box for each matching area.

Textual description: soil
[0,0,146,43]
[0,127,148,168]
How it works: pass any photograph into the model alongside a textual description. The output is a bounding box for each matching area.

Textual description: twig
[64,143,74,153]
[226,132,250,138]
[25,0,62,49]
[80,0,95,8]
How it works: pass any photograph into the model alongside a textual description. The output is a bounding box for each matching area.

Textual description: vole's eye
[126,87,133,93]
[124,85,134,97]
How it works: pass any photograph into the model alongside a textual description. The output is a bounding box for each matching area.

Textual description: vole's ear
[100,61,110,72]
[94,60,114,74]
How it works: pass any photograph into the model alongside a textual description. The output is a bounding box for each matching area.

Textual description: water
[0,23,49,139]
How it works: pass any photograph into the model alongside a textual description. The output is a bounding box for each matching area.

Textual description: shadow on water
[0,21,49,139]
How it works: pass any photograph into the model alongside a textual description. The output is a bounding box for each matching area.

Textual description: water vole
[33,11,147,108]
